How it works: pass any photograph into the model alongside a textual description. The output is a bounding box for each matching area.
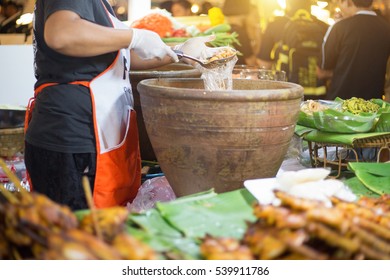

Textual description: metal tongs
[174,48,237,69]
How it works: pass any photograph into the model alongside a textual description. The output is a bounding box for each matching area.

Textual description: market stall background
[1,0,390,106]
[1,0,390,261]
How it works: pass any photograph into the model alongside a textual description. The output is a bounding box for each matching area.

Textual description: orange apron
[25,7,141,208]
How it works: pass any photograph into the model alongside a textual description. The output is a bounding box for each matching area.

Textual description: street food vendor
[317,0,390,100]
[24,0,179,210]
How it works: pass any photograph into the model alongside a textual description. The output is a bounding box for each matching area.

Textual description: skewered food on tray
[201,192,390,260]
[0,185,156,260]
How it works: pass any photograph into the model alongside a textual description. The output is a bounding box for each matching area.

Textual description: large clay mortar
[137,78,304,196]
[130,63,200,161]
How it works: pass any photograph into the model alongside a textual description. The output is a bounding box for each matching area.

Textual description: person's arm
[130,50,174,70]
[316,66,333,79]
[44,10,178,64]
[317,25,338,78]
[256,58,273,69]
[44,10,132,57]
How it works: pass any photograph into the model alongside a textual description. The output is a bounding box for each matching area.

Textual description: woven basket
[0,127,24,158]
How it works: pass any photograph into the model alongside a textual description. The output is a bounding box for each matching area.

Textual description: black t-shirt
[26,0,117,153]
[257,16,289,62]
[258,15,328,62]
[229,23,254,65]
[321,13,390,100]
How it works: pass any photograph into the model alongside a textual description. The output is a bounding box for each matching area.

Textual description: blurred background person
[256,0,328,100]
[199,1,212,15]
[317,0,390,101]
[0,0,6,23]
[0,0,23,33]
[171,0,192,17]
[160,0,173,14]
[222,0,259,66]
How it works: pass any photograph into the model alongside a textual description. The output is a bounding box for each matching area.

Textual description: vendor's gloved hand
[130,28,178,62]
[173,35,216,59]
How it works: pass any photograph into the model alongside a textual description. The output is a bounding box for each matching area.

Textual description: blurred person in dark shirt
[256,0,328,99]
[317,0,390,100]
[222,0,258,66]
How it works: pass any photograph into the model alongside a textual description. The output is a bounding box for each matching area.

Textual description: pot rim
[138,78,304,101]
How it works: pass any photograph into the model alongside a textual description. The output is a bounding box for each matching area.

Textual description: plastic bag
[0,154,30,191]
[196,47,238,91]
[126,176,176,213]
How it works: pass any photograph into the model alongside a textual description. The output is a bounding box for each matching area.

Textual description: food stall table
[295,125,390,178]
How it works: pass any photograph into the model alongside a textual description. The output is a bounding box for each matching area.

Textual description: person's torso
[257,16,289,61]
[26,0,119,153]
[325,13,390,100]
[34,0,117,86]
[229,23,253,64]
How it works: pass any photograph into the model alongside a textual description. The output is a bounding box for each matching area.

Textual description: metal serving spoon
[174,49,237,69]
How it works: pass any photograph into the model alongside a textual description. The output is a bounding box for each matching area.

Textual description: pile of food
[205,47,237,64]
[131,13,173,38]
[298,97,390,133]
[200,192,390,260]
[131,12,240,48]
[341,97,381,115]
[0,185,156,260]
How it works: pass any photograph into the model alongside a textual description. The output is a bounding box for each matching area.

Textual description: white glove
[173,35,216,59]
[130,28,178,62]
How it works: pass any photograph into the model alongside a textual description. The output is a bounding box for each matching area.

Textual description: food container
[137,78,303,197]
[297,100,342,129]
[313,109,377,134]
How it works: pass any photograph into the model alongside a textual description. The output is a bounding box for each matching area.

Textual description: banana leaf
[125,189,256,259]
[346,161,390,197]
[374,112,390,132]
[347,162,390,177]
[344,176,380,198]
[156,188,256,239]
[297,111,316,129]
[126,225,200,259]
[127,209,200,259]
[354,170,390,195]
[295,124,316,137]
[302,130,390,146]
[371,98,390,114]
[313,109,377,134]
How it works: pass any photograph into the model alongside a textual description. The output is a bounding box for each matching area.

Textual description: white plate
[244,174,357,207]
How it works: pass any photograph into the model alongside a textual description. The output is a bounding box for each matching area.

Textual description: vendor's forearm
[130,50,175,70]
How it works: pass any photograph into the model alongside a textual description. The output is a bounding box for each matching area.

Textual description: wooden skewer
[82,176,103,241]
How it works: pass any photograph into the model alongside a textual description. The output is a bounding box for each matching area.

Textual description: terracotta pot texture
[130,63,201,161]
[137,78,304,196]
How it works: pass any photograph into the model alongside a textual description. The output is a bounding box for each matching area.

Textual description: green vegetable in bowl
[297,99,341,129]
[313,109,377,134]
[341,97,381,115]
